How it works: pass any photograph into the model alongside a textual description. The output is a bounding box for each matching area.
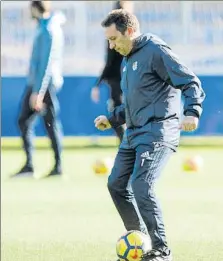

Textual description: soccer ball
[183,155,204,172]
[116,230,152,261]
[92,157,114,175]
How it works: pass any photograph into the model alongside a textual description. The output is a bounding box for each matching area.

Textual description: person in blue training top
[13,1,65,178]
[94,10,205,261]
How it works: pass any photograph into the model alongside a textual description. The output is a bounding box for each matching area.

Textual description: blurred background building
[1,1,223,140]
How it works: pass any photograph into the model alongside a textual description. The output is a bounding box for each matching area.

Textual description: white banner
[1,1,223,76]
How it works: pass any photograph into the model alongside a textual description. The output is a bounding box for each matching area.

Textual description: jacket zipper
[125,58,134,128]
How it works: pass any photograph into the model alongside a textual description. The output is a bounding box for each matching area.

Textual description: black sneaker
[142,249,172,261]
[45,166,62,178]
[12,165,34,177]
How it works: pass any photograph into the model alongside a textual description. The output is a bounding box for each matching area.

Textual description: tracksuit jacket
[108,33,206,149]
[27,12,65,98]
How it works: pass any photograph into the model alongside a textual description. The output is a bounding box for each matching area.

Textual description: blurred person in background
[94,9,205,261]
[91,1,133,143]
[12,1,65,178]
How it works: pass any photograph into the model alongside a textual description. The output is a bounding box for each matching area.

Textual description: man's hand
[180,116,199,132]
[29,93,44,112]
[94,115,112,131]
[35,94,44,111]
[29,93,38,110]
[91,86,100,103]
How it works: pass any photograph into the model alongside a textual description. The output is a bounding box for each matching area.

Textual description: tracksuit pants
[18,87,62,168]
[107,141,173,253]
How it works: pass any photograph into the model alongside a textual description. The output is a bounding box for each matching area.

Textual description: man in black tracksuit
[91,1,133,143]
[94,10,205,261]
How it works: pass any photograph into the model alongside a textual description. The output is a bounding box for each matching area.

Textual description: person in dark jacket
[91,1,133,143]
[13,1,65,178]
[94,9,205,261]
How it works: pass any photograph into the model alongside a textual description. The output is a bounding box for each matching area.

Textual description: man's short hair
[101,9,139,35]
[31,1,51,13]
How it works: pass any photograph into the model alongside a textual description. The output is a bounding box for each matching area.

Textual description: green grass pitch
[1,147,223,261]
